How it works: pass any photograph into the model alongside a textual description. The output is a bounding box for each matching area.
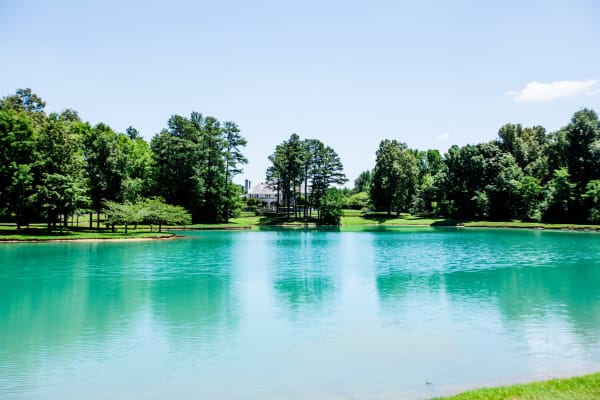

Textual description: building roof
[247,182,276,195]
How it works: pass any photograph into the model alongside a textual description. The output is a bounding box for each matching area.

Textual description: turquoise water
[1,227,600,399]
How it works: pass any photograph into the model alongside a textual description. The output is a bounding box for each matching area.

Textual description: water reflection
[1,229,600,399]
[373,229,600,351]
[149,234,240,350]
[270,231,338,316]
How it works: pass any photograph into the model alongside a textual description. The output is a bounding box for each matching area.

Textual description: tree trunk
[97,210,100,230]
[304,168,308,220]
[276,185,280,213]
[125,222,128,235]
[89,212,93,229]
[224,159,230,223]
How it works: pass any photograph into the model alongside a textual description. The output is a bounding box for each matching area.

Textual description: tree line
[265,133,347,223]
[3,88,599,228]
[357,109,600,223]
[0,88,247,230]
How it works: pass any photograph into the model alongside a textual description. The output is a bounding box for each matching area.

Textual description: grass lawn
[341,210,451,226]
[1,211,598,240]
[432,372,600,400]
[0,223,174,241]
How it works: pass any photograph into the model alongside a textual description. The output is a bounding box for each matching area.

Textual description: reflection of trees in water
[376,259,600,346]
[271,231,338,315]
[0,243,149,373]
[274,273,335,313]
[443,265,600,342]
[147,232,240,350]
[373,229,600,344]
[150,274,238,349]
[0,235,242,374]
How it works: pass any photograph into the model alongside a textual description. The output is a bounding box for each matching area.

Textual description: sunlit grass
[432,372,600,400]
[0,225,174,241]
[2,212,598,240]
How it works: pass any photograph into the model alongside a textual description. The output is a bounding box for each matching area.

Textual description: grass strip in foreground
[432,372,600,400]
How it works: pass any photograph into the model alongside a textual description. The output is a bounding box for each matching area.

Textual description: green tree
[319,188,344,225]
[121,134,153,202]
[140,197,192,232]
[370,140,419,215]
[307,140,347,219]
[83,123,129,228]
[515,176,543,221]
[266,135,346,220]
[346,191,370,210]
[353,170,372,194]
[564,109,600,187]
[0,109,39,229]
[412,149,446,215]
[151,113,246,223]
[582,180,600,223]
[267,134,304,218]
[36,113,88,230]
[497,124,548,180]
[196,115,227,223]
[0,88,47,127]
[222,121,248,221]
[103,201,141,234]
[151,128,201,217]
[542,168,575,223]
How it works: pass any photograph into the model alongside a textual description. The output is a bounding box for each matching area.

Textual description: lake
[1,227,600,399]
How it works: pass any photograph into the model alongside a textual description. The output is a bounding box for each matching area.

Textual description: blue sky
[1,0,599,185]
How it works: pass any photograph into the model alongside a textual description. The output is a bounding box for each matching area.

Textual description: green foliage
[370,140,419,215]
[515,175,543,221]
[564,109,600,186]
[353,170,372,193]
[151,112,247,223]
[2,87,600,227]
[0,109,38,228]
[346,191,370,210]
[103,201,139,233]
[104,198,191,233]
[140,197,192,230]
[266,134,346,219]
[471,191,489,219]
[542,168,575,223]
[582,179,600,222]
[319,188,344,225]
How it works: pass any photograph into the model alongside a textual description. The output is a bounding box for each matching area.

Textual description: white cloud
[513,79,599,102]
[436,132,451,141]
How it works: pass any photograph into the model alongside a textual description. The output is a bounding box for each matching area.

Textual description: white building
[245,182,278,207]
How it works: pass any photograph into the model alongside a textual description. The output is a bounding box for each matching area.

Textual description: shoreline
[0,234,177,243]
[1,221,599,242]
[432,371,600,399]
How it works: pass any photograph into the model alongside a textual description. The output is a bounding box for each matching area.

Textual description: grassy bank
[0,224,175,241]
[1,211,598,241]
[432,372,600,400]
